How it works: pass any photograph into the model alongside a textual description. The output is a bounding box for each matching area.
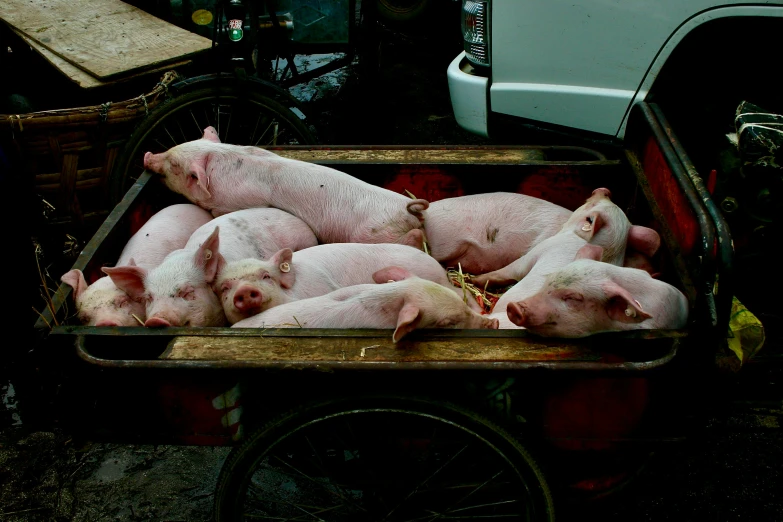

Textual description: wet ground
[3,12,783,522]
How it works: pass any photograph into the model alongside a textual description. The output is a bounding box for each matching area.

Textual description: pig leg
[471,250,541,289]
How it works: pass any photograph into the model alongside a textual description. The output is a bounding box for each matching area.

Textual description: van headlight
[462,0,490,67]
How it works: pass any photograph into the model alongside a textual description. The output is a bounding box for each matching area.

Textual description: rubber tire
[213,394,555,522]
[109,85,317,206]
[376,0,431,23]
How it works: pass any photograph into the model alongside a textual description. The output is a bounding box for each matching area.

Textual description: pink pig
[424,192,572,274]
[506,244,689,337]
[142,127,429,248]
[61,204,212,326]
[231,267,499,342]
[215,242,481,324]
[471,188,660,329]
[102,208,317,327]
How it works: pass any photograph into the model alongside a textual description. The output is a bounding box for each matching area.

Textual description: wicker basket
[1,71,180,227]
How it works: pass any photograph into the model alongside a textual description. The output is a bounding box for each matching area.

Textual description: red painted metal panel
[640,136,699,258]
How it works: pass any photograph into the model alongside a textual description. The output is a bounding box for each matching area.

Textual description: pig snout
[484,316,500,329]
[145,316,172,328]
[143,151,163,173]
[95,319,120,327]
[233,285,264,314]
[591,187,612,199]
[506,302,531,327]
[143,152,153,169]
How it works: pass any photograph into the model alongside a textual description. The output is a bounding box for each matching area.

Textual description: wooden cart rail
[63,326,685,371]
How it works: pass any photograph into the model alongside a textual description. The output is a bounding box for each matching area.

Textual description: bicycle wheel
[213,395,555,522]
[109,84,317,205]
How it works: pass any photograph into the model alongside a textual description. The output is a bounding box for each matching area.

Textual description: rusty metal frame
[632,102,720,329]
[647,102,734,335]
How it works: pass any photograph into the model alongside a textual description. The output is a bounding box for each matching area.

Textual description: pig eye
[263,273,271,280]
[143,293,153,304]
[179,288,196,300]
[561,292,583,305]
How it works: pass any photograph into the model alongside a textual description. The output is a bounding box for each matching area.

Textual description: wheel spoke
[161,124,177,147]
[204,107,212,131]
[245,481,347,521]
[447,499,520,514]
[438,469,506,515]
[190,109,202,135]
[270,454,368,513]
[250,112,267,146]
[175,117,188,143]
[255,120,277,147]
[383,444,470,520]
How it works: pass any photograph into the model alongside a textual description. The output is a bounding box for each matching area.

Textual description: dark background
[2,2,783,520]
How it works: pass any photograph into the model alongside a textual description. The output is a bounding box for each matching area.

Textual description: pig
[423,192,573,274]
[102,208,318,328]
[505,244,689,337]
[215,242,482,324]
[61,203,213,326]
[231,266,500,342]
[471,188,660,329]
[142,127,429,248]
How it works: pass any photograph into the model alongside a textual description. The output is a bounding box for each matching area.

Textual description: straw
[447,267,507,314]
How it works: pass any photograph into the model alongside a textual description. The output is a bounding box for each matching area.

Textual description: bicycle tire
[109,84,317,205]
[213,394,555,522]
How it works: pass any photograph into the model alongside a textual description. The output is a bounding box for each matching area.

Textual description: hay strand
[34,242,59,327]
[447,267,507,314]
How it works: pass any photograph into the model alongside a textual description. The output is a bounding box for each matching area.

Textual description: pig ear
[393,303,422,343]
[398,229,425,250]
[575,244,603,261]
[602,281,653,322]
[202,126,221,143]
[406,199,429,222]
[627,226,661,257]
[101,266,147,300]
[373,266,414,284]
[61,269,88,300]
[187,161,212,200]
[576,211,602,240]
[196,226,221,284]
[270,249,295,289]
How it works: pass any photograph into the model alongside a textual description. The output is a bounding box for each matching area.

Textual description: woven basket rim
[1,70,181,123]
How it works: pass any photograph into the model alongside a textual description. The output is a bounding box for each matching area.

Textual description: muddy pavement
[4,21,783,522]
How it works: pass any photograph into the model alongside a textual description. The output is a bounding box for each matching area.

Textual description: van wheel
[213,394,555,521]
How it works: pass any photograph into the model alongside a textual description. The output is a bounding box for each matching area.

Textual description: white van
[448,1,783,141]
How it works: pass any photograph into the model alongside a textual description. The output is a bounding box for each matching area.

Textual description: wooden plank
[2,0,212,80]
[271,148,548,164]
[11,27,192,89]
[162,334,599,363]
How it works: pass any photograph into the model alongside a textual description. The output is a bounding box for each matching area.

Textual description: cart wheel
[109,85,317,206]
[213,395,555,522]
[376,0,431,24]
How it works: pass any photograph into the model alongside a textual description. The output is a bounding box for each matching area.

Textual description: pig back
[186,208,318,263]
[289,243,451,298]
[117,204,213,268]
[424,192,571,273]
